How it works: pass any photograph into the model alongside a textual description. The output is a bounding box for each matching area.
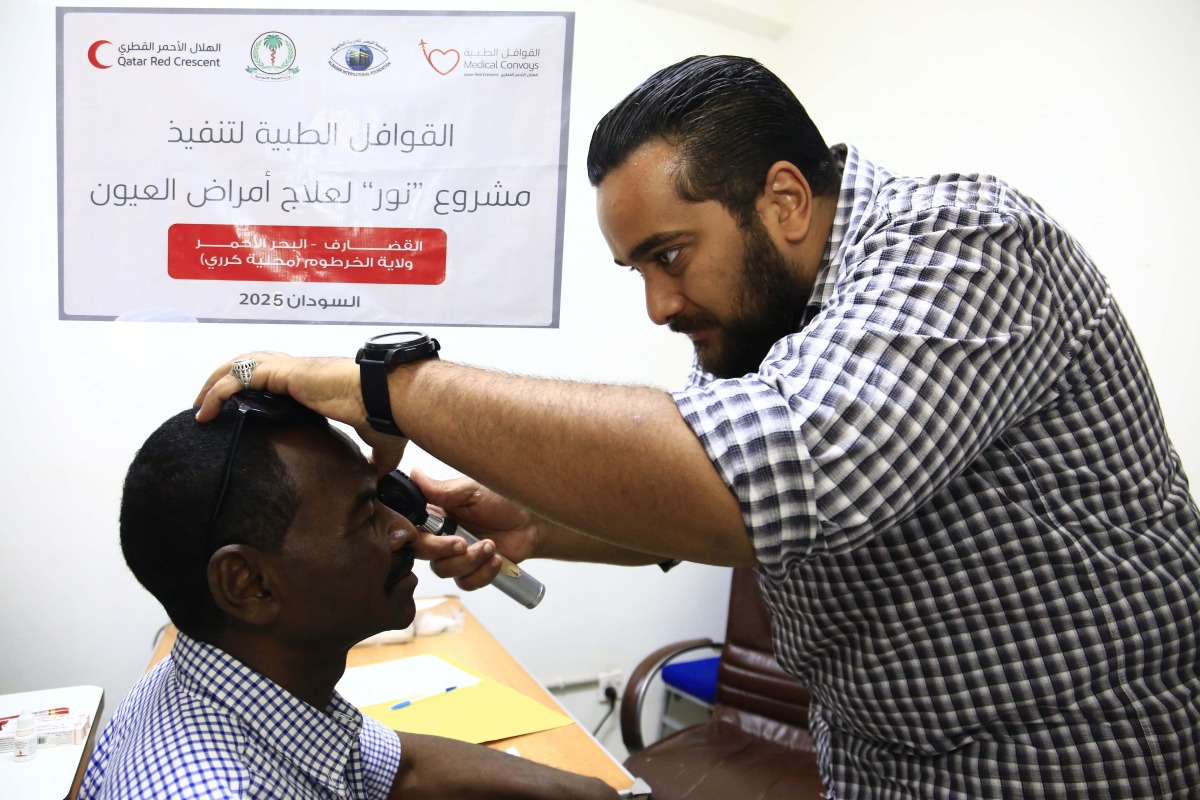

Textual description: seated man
[80,391,616,800]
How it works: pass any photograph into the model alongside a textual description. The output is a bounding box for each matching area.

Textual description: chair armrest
[620,638,722,754]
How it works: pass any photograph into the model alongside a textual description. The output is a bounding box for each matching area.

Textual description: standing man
[196,56,1200,796]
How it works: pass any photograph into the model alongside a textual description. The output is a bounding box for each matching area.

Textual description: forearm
[396,359,754,566]
[195,352,754,565]
[391,733,617,800]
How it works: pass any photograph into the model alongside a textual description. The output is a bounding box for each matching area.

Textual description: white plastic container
[13,711,37,762]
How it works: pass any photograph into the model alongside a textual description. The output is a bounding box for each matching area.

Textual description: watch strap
[359,358,406,437]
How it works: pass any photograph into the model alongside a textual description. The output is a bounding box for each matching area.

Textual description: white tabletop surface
[0,685,104,800]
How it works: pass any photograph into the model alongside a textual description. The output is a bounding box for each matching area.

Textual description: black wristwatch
[355,331,441,436]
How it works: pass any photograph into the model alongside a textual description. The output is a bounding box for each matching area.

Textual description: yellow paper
[362,679,573,743]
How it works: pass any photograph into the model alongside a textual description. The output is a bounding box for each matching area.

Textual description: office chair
[657,654,720,738]
[620,567,825,799]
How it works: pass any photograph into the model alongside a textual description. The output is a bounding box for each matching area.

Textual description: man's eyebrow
[349,485,379,515]
[616,230,687,267]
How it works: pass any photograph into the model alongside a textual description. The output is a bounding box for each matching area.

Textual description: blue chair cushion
[661,656,720,705]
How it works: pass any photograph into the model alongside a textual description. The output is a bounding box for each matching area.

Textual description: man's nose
[382,505,418,549]
[644,274,685,326]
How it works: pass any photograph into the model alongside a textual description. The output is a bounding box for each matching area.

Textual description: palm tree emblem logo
[248,31,298,76]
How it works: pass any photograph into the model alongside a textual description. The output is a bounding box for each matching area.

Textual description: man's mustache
[385,542,416,591]
[669,311,719,335]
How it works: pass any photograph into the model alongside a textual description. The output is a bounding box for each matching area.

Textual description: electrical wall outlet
[597,668,623,703]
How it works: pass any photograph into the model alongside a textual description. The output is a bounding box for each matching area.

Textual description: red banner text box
[168,224,446,284]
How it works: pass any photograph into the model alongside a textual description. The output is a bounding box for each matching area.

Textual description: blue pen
[391,686,458,710]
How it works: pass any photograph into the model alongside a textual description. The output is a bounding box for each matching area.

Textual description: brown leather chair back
[712,567,812,747]
[621,567,824,798]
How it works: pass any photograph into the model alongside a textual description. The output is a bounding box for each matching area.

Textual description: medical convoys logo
[328,40,391,77]
[246,31,298,81]
[417,39,542,79]
[419,39,459,75]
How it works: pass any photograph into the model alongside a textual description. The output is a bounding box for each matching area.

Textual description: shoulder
[834,168,1068,289]
[81,661,251,799]
[877,171,1009,214]
[857,169,1057,243]
[100,732,250,799]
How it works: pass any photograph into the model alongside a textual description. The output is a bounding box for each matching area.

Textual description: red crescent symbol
[88,40,112,69]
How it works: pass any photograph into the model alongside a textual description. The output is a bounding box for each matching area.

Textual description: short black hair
[587,55,841,226]
[120,399,326,637]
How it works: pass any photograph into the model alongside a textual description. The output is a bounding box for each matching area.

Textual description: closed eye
[349,495,381,535]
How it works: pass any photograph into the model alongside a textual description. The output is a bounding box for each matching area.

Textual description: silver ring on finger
[231,357,258,390]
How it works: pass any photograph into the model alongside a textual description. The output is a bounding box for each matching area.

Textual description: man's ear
[758,160,813,244]
[207,545,282,627]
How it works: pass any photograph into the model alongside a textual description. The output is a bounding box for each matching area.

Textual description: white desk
[0,685,104,800]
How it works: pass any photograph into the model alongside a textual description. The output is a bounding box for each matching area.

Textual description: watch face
[361,331,439,365]
[367,331,428,349]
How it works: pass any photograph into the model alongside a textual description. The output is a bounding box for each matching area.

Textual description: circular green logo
[251,32,297,75]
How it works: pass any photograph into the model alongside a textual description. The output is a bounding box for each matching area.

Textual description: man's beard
[670,217,808,379]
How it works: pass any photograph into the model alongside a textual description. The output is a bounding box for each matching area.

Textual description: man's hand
[196,351,412,471]
[363,428,409,477]
[194,352,362,425]
[413,470,541,592]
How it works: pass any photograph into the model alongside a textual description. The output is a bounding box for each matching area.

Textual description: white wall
[0,0,765,761]
[771,0,1200,480]
[2,0,1197,766]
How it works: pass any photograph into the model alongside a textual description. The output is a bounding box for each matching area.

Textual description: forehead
[596,140,737,264]
[596,141,683,253]
[598,139,681,202]
[273,426,374,530]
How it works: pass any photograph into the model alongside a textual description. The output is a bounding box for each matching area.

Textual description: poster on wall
[57,8,574,326]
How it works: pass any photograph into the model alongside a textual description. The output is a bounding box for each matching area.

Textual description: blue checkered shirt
[674,145,1200,798]
[79,632,401,799]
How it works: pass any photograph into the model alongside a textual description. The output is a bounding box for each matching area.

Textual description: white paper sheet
[336,654,481,708]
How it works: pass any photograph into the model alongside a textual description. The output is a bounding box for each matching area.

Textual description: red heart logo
[426,48,460,75]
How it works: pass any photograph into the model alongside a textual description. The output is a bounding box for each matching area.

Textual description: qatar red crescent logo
[88,40,113,68]
[419,39,459,75]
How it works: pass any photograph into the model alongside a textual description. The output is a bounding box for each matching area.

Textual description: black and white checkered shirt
[674,145,1200,798]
